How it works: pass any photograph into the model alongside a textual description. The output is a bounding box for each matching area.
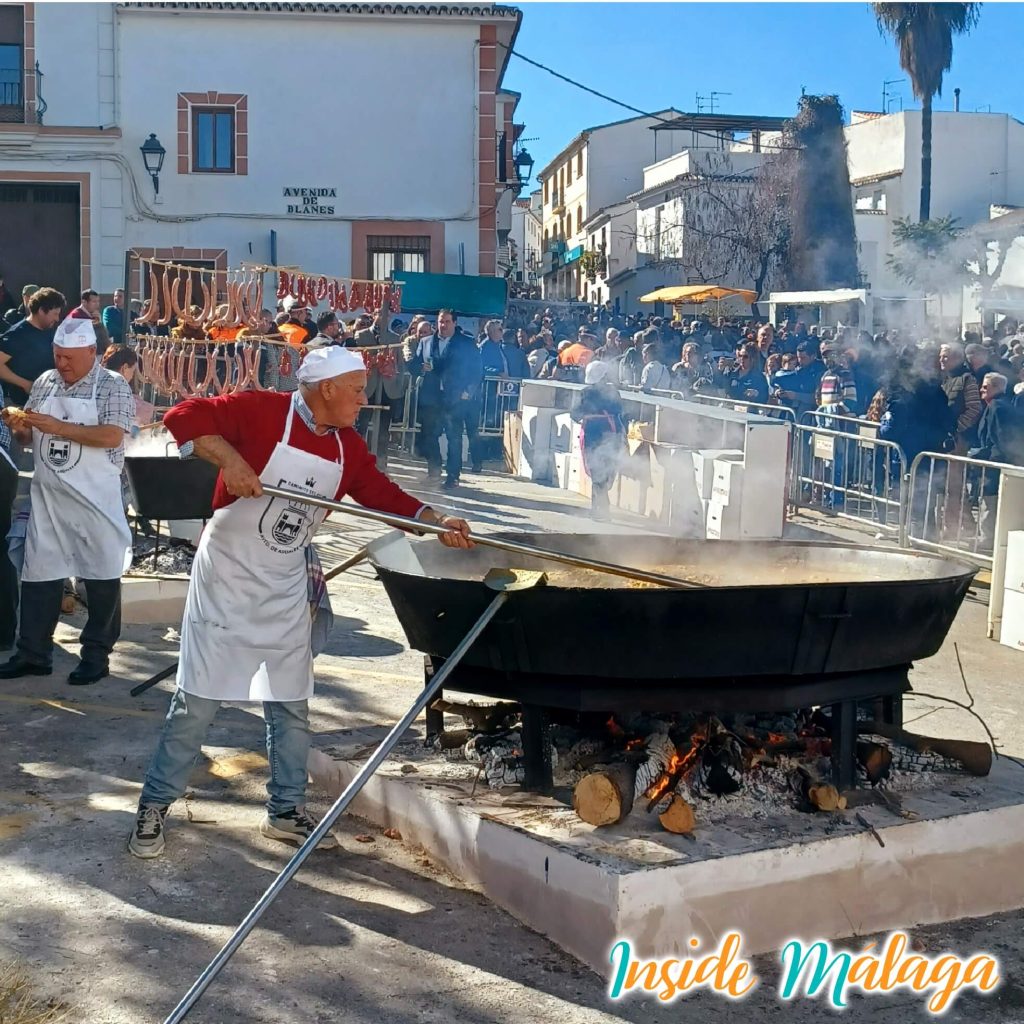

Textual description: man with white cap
[0,315,134,683]
[128,345,472,858]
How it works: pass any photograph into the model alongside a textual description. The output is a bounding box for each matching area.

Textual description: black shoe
[0,656,52,679]
[68,662,109,686]
[471,464,483,474]
[442,478,459,491]
[426,468,442,482]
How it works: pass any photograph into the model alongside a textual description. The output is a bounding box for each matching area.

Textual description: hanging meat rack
[125,257,406,405]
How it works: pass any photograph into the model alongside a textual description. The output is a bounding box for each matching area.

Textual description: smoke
[125,427,176,458]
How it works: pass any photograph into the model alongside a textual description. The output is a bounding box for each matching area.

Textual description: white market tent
[767,288,873,333]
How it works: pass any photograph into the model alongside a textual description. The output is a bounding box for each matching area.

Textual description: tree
[636,150,791,312]
[873,3,981,222]
[887,215,967,294]
[782,95,859,291]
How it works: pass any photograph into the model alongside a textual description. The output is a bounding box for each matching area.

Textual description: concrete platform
[120,575,189,624]
[309,742,1024,975]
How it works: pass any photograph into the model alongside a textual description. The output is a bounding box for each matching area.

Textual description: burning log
[633,731,677,801]
[572,763,637,826]
[430,699,520,734]
[658,794,696,835]
[856,741,893,785]
[790,764,848,812]
[857,721,992,777]
[694,723,744,796]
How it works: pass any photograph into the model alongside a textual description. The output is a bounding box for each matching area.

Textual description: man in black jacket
[968,372,1024,546]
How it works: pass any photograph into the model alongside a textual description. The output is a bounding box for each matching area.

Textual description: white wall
[586,113,687,215]
[14,5,492,291]
[34,3,111,127]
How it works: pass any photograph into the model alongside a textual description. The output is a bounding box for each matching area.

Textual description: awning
[767,288,868,306]
[638,285,758,305]
[394,271,508,318]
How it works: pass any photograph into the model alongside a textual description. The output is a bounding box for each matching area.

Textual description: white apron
[177,401,343,702]
[23,369,132,582]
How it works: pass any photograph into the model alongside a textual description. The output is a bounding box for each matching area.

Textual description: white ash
[129,538,195,576]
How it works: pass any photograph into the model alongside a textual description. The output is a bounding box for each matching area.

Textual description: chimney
[954,88,961,112]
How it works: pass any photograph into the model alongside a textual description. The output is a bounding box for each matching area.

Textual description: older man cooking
[129,345,472,859]
[0,316,134,683]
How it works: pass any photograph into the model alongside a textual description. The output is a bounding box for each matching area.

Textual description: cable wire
[500,44,805,154]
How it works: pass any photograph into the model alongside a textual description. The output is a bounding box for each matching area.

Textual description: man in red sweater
[129,346,471,859]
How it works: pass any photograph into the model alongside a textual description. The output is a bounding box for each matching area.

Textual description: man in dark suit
[408,309,482,488]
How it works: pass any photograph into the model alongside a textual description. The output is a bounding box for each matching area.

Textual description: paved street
[1,458,1023,1023]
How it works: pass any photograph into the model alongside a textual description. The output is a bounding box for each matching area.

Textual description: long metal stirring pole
[261,485,705,590]
[163,587,512,1024]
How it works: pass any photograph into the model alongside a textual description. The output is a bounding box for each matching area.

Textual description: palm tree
[873,3,981,222]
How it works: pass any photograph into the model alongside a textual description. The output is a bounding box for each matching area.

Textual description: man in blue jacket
[409,309,483,488]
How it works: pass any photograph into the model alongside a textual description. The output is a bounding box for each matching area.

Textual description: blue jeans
[140,689,310,817]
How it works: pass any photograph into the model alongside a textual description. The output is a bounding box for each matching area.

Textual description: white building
[509,189,542,293]
[0,1,523,306]
[536,110,685,301]
[579,199,664,314]
[846,109,1024,300]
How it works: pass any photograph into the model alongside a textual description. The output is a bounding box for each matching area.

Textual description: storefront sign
[283,187,337,215]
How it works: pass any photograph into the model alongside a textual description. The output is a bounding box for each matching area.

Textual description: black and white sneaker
[259,807,338,849]
[128,804,169,859]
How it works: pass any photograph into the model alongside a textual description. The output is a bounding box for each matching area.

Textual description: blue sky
[505,1,1024,184]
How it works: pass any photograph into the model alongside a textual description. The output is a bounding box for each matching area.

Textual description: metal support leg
[521,704,553,793]
[879,693,903,729]
[424,655,444,744]
[830,700,858,791]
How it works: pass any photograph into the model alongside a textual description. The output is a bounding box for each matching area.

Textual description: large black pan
[124,455,219,521]
[374,535,975,680]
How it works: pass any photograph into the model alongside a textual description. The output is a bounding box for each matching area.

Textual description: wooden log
[573,764,637,826]
[791,764,848,812]
[658,794,696,834]
[858,721,992,777]
[856,741,893,785]
[430,699,520,734]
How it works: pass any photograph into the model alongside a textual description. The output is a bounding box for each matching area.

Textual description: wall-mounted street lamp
[514,147,535,185]
[140,133,166,195]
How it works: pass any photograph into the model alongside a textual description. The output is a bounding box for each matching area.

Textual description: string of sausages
[128,334,410,398]
[133,260,265,333]
[275,270,402,316]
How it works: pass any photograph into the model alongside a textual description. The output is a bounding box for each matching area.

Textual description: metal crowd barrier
[790,414,908,534]
[479,376,523,436]
[900,450,1024,567]
[689,392,797,423]
[385,375,525,450]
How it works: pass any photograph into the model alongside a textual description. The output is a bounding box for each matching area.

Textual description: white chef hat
[53,316,97,349]
[295,345,366,384]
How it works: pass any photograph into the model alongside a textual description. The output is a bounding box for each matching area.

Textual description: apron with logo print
[177,400,343,702]
[23,369,132,582]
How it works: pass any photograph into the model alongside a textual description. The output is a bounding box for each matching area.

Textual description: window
[543,180,549,205]
[566,159,572,185]
[0,3,24,123]
[192,107,235,172]
[577,151,583,176]
[0,43,20,108]
[367,235,431,279]
[576,205,582,233]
